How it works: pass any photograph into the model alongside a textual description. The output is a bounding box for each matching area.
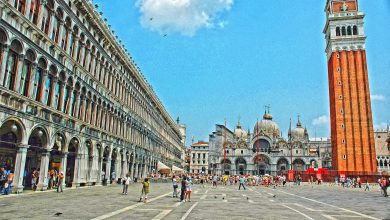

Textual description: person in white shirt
[122,173,131,195]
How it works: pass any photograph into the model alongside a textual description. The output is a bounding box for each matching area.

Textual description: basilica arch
[253,154,271,175]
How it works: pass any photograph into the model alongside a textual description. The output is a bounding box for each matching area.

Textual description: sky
[93,0,390,146]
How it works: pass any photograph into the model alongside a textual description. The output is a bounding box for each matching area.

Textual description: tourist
[48,168,55,190]
[172,175,178,198]
[180,174,187,202]
[139,178,150,203]
[111,170,116,184]
[364,179,370,191]
[380,176,388,197]
[282,175,287,187]
[4,169,14,195]
[57,172,64,193]
[212,175,218,188]
[0,167,5,194]
[239,175,246,190]
[185,176,193,202]
[357,176,361,188]
[122,173,130,195]
[31,168,37,191]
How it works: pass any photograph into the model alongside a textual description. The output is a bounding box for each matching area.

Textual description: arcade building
[0,0,185,193]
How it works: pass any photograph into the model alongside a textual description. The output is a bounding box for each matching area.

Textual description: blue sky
[93,0,390,146]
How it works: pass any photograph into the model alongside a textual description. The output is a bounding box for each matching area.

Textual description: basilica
[208,111,332,176]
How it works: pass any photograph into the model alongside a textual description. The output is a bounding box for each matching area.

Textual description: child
[139,178,150,203]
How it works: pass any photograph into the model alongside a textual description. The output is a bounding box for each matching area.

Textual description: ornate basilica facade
[208,112,331,176]
[0,0,185,193]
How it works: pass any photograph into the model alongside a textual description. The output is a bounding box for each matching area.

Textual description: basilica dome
[290,118,308,141]
[234,121,248,139]
[253,112,280,138]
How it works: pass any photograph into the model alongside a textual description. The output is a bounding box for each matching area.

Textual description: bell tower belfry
[324,0,376,172]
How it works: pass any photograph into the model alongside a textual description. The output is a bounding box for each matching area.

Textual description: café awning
[157,161,171,172]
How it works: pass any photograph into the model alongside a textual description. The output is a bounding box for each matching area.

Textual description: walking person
[180,175,187,202]
[239,175,246,190]
[139,178,150,203]
[111,170,116,184]
[57,172,64,193]
[380,176,388,197]
[31,168,38,191]
[185,176,193,202]
[0,167,5,194]
[212,175,218,188]
[4,169,13,195]
[172,175,178,198]
[364,179,370,191]
[122,173,130,195]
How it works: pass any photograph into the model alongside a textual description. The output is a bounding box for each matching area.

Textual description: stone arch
[10,38,24,54]
[27,125,50,149]
[292,158,306,171]
[0,27,8,44]
[25,49,37,63]
[277,157,289,171]
[37,56,48,70]
[0,117,27,144]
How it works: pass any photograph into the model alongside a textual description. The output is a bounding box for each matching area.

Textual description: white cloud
[374,122,388,130]
[136,0,233,36]
[371,94,385,101]
[312,115,330,126]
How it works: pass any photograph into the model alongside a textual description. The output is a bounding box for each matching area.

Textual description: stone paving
[0,182,389,220]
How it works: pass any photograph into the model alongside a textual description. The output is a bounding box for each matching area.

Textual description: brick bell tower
[324,0,377,172]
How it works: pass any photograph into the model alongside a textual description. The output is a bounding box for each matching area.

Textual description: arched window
[19,49,35,96]
[353,26,358,35]
[4,40,23,91]
[29,0,40,25]
[51,16,58,41]
[52,80,60,108]
[14,0,26,14]
[33,59,46,101]
[336,27,340,36]
[341,26,346,36]
[347,26,352,35]
[42,73,52,105]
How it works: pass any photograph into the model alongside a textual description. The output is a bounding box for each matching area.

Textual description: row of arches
[216,155,317,175]
[336,25,358,37]
[0,117,159,192]
[377,157,390,170]
[0,35,166,154]
[6,0,181,149]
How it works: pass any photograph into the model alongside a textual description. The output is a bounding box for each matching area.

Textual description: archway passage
[235,157,247,175]
[293,159,305,171]
[47,133,65,189]
[221,159,231,175]
[253,155,270,175]
[66,138,79,187]
[26,127,48,189]
[277,158,289,172]
[0,120,24,175]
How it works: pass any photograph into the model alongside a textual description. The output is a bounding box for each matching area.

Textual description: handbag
[4,182,8,188]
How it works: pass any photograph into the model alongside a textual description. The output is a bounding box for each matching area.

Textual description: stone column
[114,159,120,183]
[37,151,50,191]
[57,81,65,111]
[13,54,25,92]
[72,154,82,187]
[26,62,37,98]
[122,154,128,177]
[96,156,103,185]
[72,93,80,118]
[79,96,85,121]
[37,70,48,103]
[105,158,111,186]
[0,44,9,86]
[87,155,94,185]
[12,145,29,193]
[133,162,138,179]
[56,20,64,45]
[48,77,58,107]
[25,0,32,19]
[59,153,68,188]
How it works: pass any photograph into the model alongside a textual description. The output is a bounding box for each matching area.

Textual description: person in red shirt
[380,176,388,197]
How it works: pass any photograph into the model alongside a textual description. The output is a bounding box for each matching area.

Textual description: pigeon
[247,197,249,200]
[54,212,63,217]
[273,195,276,198]
[214,196,217,199]
[222,197,225,200]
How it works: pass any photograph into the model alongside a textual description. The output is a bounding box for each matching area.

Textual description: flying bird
[163,34,167,37]
[150,17,153,21]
